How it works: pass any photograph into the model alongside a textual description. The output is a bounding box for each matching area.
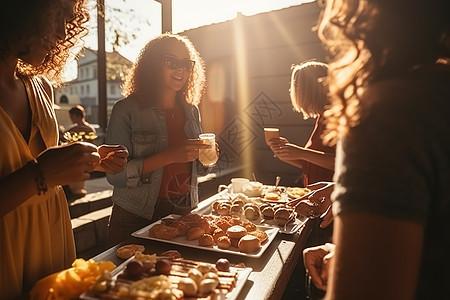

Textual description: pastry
[198,233,215,246]
[247,230,269,244]
[116,244,145,259]
[238,235,261,253]
[148,224,179,240]
[187,226,206,240]
[226,225,247,239]
[216,236,231,249]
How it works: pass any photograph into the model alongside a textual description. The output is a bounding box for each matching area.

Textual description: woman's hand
[303,243,335,291]
[37,142,100,187]
[306,182,335,228]
[96,145,129,174]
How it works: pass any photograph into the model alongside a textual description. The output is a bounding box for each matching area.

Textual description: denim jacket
[106,95,207,220]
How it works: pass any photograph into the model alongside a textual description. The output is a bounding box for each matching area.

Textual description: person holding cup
[267,61,335,188]
[105,33,213,246]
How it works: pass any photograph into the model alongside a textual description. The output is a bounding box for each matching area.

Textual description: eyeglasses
[162,55,195,72]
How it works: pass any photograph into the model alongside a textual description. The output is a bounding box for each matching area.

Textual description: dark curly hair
[317,0,450,145]
[122,33,206,106]
[0,0,89,86]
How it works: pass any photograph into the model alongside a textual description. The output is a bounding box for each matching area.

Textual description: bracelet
[28,159,47,195]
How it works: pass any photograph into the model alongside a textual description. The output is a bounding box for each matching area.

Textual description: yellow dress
[0,76,76,299]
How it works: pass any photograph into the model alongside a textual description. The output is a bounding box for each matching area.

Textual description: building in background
[54,48,132,137]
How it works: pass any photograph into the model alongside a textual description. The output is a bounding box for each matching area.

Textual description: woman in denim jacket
[106,33,212,246]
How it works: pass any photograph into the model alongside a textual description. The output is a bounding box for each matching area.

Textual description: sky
[84,0,312,61]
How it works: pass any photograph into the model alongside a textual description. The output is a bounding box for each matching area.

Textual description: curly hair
[122,33,206,106]
[0,0,89,86]
[317,0,450,145]
[290,60,328,120]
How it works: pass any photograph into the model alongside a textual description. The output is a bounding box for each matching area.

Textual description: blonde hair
[122,33,206,106]
[290,60,328,119]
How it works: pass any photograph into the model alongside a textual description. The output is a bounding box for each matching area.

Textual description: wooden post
[97,0,107,131]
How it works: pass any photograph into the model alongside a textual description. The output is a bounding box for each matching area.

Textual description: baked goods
[216,236,232,249]
[264,191,281,201]
[187,226,206,240]
[247,230,269,244]
[241,221,257,232]
[198,234,215,246]
[160,250,182,260]
[212,228,226,241]
[116,244,146,259]
[261,206,274,219]
[148,224,179,240]
[238,235,261,253]
[287,187,311,199]
[226,225,247,239]
[244,206,260,221]
[274,208,293,226]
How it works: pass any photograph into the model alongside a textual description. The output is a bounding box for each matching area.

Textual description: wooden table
[90,192,314,300]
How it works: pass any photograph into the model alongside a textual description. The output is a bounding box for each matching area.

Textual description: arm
[327,213,423,300]
[140,139,209,174]
[0,142,100,216]
[273,142,335,171]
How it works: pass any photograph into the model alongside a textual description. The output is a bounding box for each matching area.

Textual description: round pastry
[244,206,260,221]
[212,228,226,241]
[274,208,292,226]
[230,204,242,215]
[261,206,274,219]
[198,233,215,247]
[247,230,269,244]
[148,224,179,240]
[231,216,243,226]
[116,244,145,259]
[232,198,246,208]
[216,203,231,216]
[238,235,261,253]
[241,221,257,232]
[226,225,247,239]
[187,226,206,240]
[216,236,232,249]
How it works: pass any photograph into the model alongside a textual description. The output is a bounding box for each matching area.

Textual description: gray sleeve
[105,99,144,188]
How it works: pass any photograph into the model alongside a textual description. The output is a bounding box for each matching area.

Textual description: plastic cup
[198,133,218,167]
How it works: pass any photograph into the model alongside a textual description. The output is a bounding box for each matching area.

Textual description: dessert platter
[81,249,252,300]
[195,183,312,235]
[132,213,278,258]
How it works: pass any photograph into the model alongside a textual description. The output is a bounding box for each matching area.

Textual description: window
[110,84,116,96]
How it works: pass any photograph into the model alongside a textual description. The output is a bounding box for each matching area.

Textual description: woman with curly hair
[0,0,128,298]
[302,0,450,299]
[106,33,212,246]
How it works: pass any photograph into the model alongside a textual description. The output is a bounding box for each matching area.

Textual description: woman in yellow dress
[0,1,128,298]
